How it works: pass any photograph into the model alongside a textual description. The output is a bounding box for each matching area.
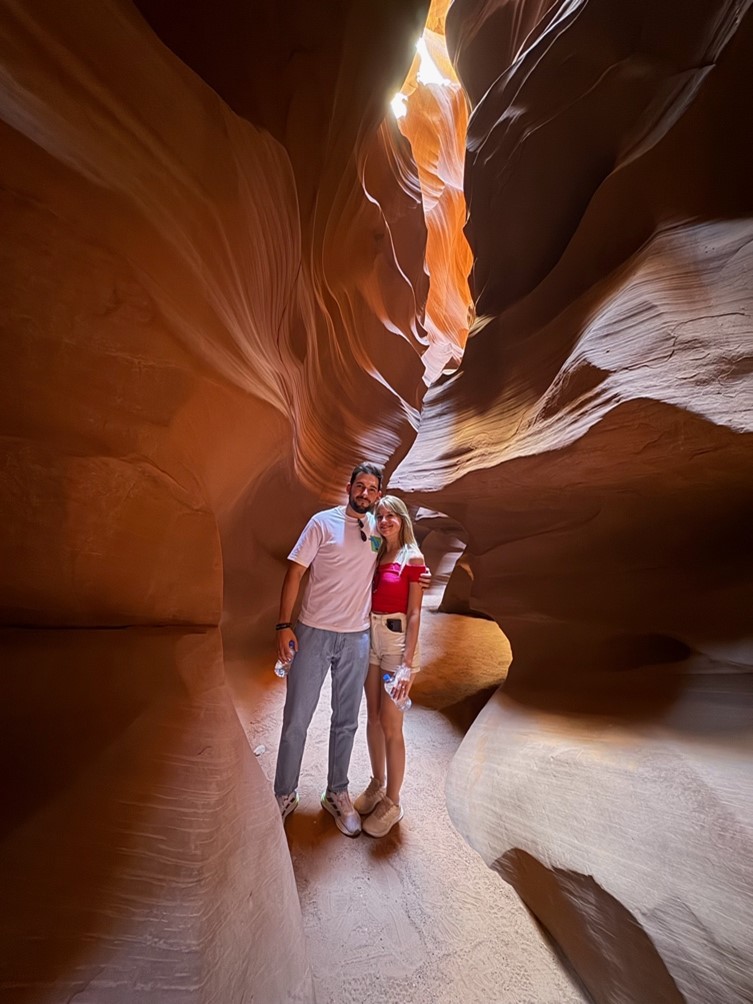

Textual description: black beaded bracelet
[275,622,293,630]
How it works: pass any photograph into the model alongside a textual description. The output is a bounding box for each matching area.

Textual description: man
[273,462,384,836]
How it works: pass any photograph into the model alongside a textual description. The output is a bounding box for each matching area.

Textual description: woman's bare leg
[380,694,406,804]
[364,662,386,783]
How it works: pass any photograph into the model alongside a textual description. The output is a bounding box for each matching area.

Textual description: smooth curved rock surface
[395,1,753,1000]
[0,0,434,998]
[1,628,311,1003]
[392,13,474,380]
[4,0,752,998]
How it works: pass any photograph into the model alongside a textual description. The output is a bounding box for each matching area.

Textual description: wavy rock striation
[392,6,474,381]
[0,0,432,999]
[395,1,753,1001]
[5,0,751,998]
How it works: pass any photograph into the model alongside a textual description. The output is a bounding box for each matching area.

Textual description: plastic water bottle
[274,640,296,678]
[383,665,412,712]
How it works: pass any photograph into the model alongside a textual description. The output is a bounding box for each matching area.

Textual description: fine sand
[226,606,586,1004]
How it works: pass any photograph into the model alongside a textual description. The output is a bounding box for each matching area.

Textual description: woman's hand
[392,664,413,703]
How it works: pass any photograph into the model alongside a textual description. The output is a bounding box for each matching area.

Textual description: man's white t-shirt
[289,506,380,632]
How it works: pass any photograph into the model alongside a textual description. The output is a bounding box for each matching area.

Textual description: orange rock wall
[394,1,753,1001]
[0,0,431,998]
[3,0,752,999]
[394,19,473,379]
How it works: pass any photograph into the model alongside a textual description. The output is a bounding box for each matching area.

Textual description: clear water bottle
[383,665,412,712]
[274,640,296,678]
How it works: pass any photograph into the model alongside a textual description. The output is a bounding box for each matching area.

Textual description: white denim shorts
[369,612,421,674]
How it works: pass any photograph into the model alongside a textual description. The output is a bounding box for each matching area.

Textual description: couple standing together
[273,462,428,838]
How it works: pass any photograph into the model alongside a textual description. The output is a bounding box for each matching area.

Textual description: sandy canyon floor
[225,600,587,1004]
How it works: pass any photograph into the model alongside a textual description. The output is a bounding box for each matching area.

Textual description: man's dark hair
[349,462,383,489]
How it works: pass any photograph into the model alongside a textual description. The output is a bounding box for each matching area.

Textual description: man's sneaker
[363,795,403,837]
[276,791,299,822]
[321,788,362,837]
[354,776,386,815]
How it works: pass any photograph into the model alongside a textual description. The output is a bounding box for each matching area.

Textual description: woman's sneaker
[354,777,386,815]
[321,788,362,836]
[363,796,403,837]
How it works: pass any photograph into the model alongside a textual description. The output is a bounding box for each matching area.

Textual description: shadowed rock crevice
[494,849,685,1004]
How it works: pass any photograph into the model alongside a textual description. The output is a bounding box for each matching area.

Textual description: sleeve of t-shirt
[288,515,324,568]
[405,563,427,582]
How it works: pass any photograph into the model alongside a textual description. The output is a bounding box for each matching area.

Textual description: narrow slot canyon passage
[224,584,586,1004]
[1,0,752,1001]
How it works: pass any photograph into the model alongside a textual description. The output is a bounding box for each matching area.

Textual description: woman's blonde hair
[376,495,421,569]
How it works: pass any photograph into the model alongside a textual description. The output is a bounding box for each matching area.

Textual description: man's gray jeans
[274,623,370,796]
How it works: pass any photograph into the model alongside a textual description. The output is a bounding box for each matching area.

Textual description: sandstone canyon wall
[0,0,432,999]
[392,1,753,1002]
[3,0,753,1001]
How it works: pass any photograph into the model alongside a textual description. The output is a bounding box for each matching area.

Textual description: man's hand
[277,627,298,663]
[418,567,431,592]
[276,561,306,662]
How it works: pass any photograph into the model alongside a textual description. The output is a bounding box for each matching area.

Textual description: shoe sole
[321,793,361,837]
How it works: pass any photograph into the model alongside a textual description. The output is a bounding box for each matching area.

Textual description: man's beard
[349,495,373,515]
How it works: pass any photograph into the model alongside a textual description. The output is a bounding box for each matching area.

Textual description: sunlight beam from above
[390,92,408,119]
[416,36,452,87]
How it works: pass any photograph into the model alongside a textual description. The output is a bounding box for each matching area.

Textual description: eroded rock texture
[394,1,753,1001]
[391,1,473,381]
[0,0,431,999]
[4,0,752,998]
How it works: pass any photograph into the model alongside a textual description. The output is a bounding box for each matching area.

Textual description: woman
[355,496,426,836]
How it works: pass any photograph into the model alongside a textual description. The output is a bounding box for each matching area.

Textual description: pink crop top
[372,562,426,614]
